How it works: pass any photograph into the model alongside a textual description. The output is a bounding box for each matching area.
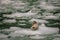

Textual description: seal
[31,21,39,30]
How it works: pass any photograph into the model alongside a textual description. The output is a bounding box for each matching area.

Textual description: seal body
[31,21,39,30]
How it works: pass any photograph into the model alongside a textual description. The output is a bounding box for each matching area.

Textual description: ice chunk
[14,25,59,35]
[10,27,22,31]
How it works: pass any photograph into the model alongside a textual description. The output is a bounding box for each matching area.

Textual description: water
[1,12,60,40]
[0,24,59,40]
[0,0,60,40]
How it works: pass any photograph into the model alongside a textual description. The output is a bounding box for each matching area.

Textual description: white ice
[8,20,59,39]
[29,18,49,23]
[3,19,16,23]
[43,16,59,19]
[8,24,59,39]
[14,24,59,35]
[3,10,37,18]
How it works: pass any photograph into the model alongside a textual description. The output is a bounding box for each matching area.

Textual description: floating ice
[3,19,16,23]
[9,33,25,37]
[43,16,59,19]
[39,24,59,34]
[8,23,59,39]
[29,35,47,39]
[29,18,48,23]
[11,11,37,17]
[10,27,22,31]
[39,1,57,10]
[14,24,59,35]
